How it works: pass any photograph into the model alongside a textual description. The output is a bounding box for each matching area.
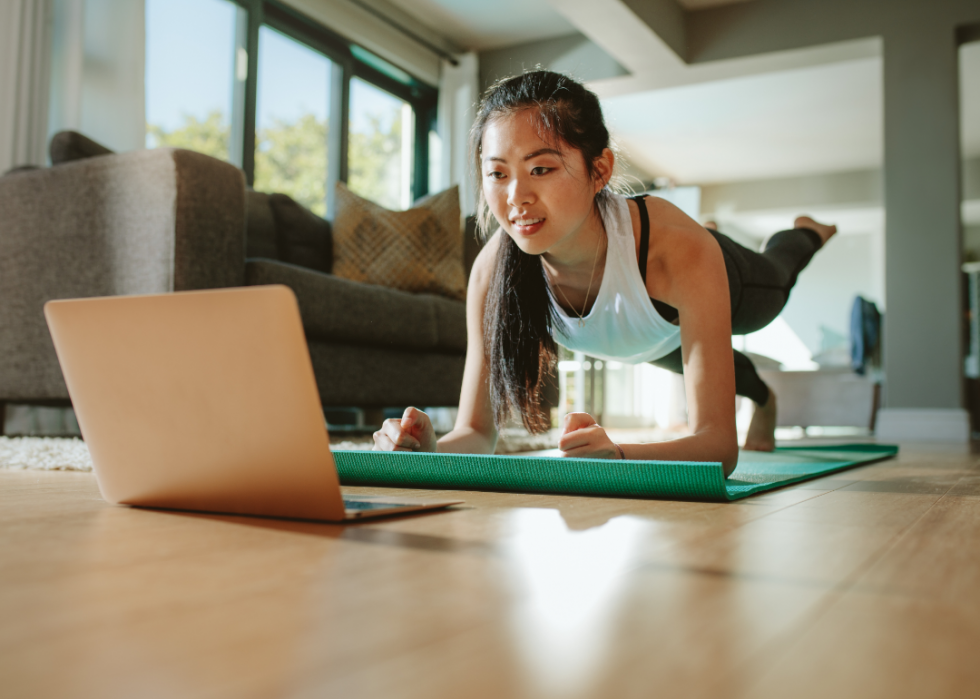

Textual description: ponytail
[483,234,557,433]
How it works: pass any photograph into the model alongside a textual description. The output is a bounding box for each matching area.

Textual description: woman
[373,71,835,476]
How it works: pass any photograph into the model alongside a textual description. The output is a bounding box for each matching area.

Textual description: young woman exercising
[372,71,836,476]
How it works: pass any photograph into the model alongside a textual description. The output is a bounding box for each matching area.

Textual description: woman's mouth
[511,217,545,235]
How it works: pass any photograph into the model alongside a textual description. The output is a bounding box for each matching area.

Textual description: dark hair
[469,70,615,433]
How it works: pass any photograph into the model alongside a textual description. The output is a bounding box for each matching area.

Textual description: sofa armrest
[170,149,246,290]
[1,147,244,295]
[0,148,245,400]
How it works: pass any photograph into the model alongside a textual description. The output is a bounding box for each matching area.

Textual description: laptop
[43,285,462,521]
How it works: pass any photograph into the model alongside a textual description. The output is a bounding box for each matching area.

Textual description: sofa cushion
[307,341,465,407]
[49,131,113,165]
[245,259,466,352]
[268,193,332,273]
[332,182,465,301]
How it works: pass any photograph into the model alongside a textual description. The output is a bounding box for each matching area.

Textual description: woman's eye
[486,171,505,180]
[531,166,551,176]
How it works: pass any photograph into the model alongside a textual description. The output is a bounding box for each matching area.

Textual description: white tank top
[548,193,681,364]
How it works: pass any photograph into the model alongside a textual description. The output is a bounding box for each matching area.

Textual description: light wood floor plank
[2,448,978,699]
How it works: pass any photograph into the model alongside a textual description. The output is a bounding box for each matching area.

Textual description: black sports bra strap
[631,194,650,284]
[630,194,680,324]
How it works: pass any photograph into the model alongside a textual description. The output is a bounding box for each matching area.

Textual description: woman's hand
[373,407,438,452]
[558,412,622,459]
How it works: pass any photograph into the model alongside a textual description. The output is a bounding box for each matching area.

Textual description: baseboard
[875,408,970,442]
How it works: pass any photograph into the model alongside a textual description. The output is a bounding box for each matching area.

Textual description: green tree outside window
[147,105,403,218]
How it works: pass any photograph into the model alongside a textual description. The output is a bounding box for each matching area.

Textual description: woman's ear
[594,147,615,193]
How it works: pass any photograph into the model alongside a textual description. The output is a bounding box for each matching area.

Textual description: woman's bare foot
[743,387,777,452]
[794,215,837,246]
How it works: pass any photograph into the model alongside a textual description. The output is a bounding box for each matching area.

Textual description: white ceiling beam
[590,36,881,99]
[544,0,882,99]
[543,0,684,75]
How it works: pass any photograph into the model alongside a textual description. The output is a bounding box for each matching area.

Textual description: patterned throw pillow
[332,182,466,301]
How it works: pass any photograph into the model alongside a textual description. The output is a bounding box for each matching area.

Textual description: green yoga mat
[333,444,898,502]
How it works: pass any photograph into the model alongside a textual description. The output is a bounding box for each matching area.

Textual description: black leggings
[646,223,823,405]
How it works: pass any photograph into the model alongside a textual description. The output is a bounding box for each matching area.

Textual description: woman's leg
[709,219,833,335]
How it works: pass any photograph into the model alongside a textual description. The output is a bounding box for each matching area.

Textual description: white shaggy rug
[0,429,565,472]
[0,436,94,471]
[0,436,379,472]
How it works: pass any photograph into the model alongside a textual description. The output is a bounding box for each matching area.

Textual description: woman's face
[481,110,608,257]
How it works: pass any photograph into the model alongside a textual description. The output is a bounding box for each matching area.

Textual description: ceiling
[385,0,978,188]
[386,0,751,51]
[603,57,884,184]
[384,0,576,52]
[384,0,758,52]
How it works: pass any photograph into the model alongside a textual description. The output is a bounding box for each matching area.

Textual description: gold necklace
[552,232,605,328]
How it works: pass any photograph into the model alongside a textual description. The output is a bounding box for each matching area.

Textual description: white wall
[781,231,882,355]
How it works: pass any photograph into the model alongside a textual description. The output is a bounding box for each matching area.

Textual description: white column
[877,22,969,442]
[0,0,53,171]
[437,52,479,214]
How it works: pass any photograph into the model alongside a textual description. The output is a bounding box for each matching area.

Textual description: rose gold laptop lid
[44,285,439,521]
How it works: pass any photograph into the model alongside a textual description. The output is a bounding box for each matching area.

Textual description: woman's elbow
[714,436,739,478]
[722,448,739,478]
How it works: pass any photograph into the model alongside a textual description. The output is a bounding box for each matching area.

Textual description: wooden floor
[2,443,979,699]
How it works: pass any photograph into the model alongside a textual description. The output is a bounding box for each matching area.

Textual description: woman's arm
[637,198,739,473]
[560,198,739,475]
[436,234,500,454]
[373,233,500,454]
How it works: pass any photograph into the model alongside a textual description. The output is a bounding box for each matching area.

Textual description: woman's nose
[507,177,534,207]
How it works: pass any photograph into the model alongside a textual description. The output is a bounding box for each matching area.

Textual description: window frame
[226,0,437,212]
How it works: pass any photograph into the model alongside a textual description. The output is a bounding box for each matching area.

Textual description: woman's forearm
[619,430,739,476]
[436,426,497,455]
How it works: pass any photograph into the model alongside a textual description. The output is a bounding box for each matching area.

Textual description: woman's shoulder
[466,229,502,299]
[633,194,723,291]
[471,229,501,272]
[630,193,712,246]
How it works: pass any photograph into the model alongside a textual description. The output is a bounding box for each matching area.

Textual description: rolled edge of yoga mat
[332,450,731,501]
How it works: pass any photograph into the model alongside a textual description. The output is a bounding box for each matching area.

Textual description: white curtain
[0,0,54,172]
[437,52,479,216]
[47,0,145,153]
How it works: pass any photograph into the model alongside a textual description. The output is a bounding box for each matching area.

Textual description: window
[145,0,437,216]
[145,0,238,159]
[255,26,332,216]
[348,78,414,210]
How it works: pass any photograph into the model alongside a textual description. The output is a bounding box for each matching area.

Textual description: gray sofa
[0,132,467,431]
